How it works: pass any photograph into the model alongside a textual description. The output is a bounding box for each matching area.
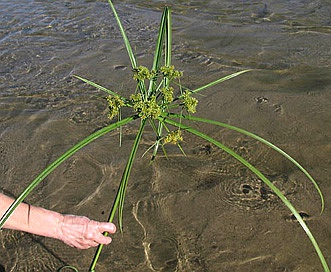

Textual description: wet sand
[1,1,331,271]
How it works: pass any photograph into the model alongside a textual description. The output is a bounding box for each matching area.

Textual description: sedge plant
[0,1,329,271]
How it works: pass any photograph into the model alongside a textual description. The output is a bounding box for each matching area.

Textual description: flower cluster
[133,66,157,81]
[106,63,198,124]
[133,65,182,82]
[107,95,125,119]
[161,86,174,103]
[163,129,183,145]
[160,65,183,80]
[182,90,198,113]
[130,93,161,119]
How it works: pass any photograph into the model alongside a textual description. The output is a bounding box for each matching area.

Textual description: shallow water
[1,0,331,271]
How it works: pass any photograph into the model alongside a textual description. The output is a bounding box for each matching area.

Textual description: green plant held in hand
[0,0,329,271]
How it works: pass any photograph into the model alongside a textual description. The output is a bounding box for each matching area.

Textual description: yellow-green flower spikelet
[160,65,183,80]
[133,66,156,81]
[161,86,174,103]
[182,90,198,113]
[163,130,183,145]
[107,95,125,120]
[130,93,161,120]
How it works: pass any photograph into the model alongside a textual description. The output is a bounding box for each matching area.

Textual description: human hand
[58,215,116,249]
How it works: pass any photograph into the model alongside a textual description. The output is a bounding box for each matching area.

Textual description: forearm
[0,193,63,240]
[1,193,116,249]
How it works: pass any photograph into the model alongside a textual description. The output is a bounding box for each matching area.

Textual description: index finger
[97,222,117,234]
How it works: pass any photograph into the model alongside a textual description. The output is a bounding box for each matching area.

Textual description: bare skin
[0,193,116,249]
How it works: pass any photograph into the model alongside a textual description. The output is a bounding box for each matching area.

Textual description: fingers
[92,232,111,245]
[86,220,116,246]
[59,215,117,249]
[97,221,117,234]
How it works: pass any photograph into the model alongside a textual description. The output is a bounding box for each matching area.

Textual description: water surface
[1,0,331,271]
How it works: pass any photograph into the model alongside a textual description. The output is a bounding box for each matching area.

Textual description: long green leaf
[89,119,146,272]
[152,7,168,71]
[191,69,251,94]
[149,7,171,159]
[118,119,147,230]
[73,75,124,98]
[164,6,172,69]
[160,116,329,272]
[0,116,135,229]
[147,7,168,95]
[164,113,325,213]
[107,0,137,69]
[106,0,149,101]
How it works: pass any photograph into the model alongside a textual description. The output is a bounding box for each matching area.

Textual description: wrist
[54,212,65,241]
[28,206,65,240]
